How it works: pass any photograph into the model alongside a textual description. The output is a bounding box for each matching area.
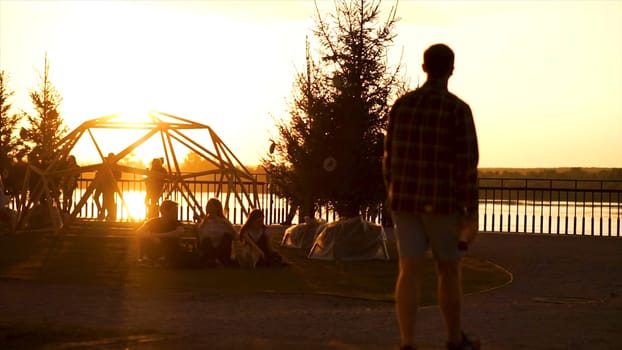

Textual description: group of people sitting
[137,198,286,268]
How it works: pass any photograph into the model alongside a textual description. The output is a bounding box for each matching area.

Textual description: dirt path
[1,233,621,349]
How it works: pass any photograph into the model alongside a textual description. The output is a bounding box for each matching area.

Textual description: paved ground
[1,232,621,349]
[454,233,622,350]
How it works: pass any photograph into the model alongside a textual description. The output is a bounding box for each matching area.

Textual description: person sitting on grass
[137,200,185,266]
[196,198,238,267]
[239,208,286,267]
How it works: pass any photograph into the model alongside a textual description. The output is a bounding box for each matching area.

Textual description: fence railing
[8,175,622,236]
[65,173,341,226]
[67,173,282,225]
[478,178,621,236]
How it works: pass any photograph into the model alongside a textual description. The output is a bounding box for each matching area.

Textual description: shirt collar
[422,79,448,91]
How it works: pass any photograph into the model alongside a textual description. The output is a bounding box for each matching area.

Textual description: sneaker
[447,332,480,350]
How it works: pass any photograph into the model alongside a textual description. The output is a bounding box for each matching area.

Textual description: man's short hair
[159,200,178,214]
[423,44,454,78]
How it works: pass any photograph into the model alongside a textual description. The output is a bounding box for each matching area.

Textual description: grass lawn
[0,223,510,302]
[0,223,510,348]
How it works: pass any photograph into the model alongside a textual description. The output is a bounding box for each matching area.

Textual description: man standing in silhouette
[383,44,480,350]
[144,157,168,219]
[97,153,121,221]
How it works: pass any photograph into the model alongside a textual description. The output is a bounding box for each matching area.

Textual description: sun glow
[119,190,148,222]
[2,1,621,168]
[117,108,154,124]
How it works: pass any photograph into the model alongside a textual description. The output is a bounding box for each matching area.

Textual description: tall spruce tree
[264,0,406,219]
[0,71,27,173]
[264,37,332,220]
[22,53,67,167]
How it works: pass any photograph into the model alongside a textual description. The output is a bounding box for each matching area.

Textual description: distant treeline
[478,168,622,203]
[479,167,622,181]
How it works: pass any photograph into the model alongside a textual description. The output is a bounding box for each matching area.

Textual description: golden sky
[1,0,621,168]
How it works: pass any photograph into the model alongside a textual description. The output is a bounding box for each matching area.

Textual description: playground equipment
[11,110,260,233]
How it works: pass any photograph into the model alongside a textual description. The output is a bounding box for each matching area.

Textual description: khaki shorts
[391,211,462,261]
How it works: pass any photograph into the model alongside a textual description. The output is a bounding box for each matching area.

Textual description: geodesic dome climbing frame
[13,110,261,233]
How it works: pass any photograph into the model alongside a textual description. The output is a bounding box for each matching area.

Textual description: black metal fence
[10,175,622,236]
[68,173,278,225]
[66,173,342,226]
[478,178,621,236]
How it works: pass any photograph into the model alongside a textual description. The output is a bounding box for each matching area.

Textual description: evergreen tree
[0,70,27,173]
[264,37,332,219]
[21,53,67,167]
[264,0,407,218]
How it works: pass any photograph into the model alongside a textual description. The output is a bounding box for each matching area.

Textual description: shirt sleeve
[454,102,479,214]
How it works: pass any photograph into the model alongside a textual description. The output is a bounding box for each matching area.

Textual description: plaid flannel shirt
[383,80,479,215]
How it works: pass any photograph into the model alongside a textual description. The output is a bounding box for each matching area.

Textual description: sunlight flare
[120,190,147,222]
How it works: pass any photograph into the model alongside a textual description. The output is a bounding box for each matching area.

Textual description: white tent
[307,216,390,261]
[281,218,327,250]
